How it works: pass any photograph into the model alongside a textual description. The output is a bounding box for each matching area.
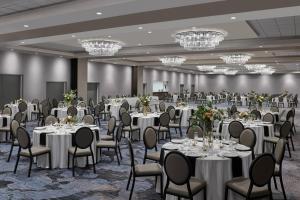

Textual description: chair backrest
[143,127,157,149]
[119,107,127,118]
[274,139,286,165]
[45,115,58,125]
[186,125,203,139]
[159,112,170,127]
[135,100,140,110]
[168,108,176,121]
[116,122,123,142]
[121,101,129,111]
[18,101,27,112]
[251,110,261,119]
[14,112,23,123]
[10,119,20,138]
[58,102,64,108]
[78,101,86,108]
[74,127,94,149]
[71,99,77,106]
[107,116,116,134]
[279,121,292,138]
[239,128,256,149]
[82,114,94,125]
[52,98,59,108]
[88,98,94,108]
[2,107,12,115]
[166,105,175,113]
[98,102,105,112]
[121,112,132,126]
[249,153,275,187]
[159,101,165,112]
[127,139,135,168]
[286,109,294,121]
[164,151,191,185]
[228,120,244,139]
[94,104,101,116]
[262,113,274,124]
[67,106,78,117]
[16,127,31,149]
[42,105,49,117]
[230,105,238,114]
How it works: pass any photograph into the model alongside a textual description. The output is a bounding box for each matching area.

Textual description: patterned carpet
[0,120,299,200]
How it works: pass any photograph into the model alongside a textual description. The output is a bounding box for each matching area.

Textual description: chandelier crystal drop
[196,65,216,71]
[79,39,123,56]
[159,56,186,66]
[174,28,227,51]
[244,64,266,71]
[220,53,252,65]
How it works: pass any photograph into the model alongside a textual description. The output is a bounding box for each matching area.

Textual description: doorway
[0,74,22,108]
[46,82,66,101]
[87,82,99,104]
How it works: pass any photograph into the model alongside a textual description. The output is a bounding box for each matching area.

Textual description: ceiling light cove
[196,65,216,71]
[23,24,29,28]
[96,12,102,15]
[173,28,227,51]
[244,64,266,71]
[79,39,123,56]
[159,56,186,66]
[220,53,252,65]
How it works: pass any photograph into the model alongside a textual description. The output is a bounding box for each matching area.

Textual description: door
[87,82,99,104]
[0,74,22,108]
[46,82,66,101]
[143,83,147,95]
[179,84,184,95]
[191,84,195,95]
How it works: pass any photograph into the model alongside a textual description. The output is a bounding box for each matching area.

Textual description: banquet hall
[0,0,300,199]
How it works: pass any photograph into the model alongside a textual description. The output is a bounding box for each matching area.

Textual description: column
[77,58,88,101]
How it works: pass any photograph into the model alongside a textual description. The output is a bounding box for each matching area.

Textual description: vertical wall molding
[70,58,78,91]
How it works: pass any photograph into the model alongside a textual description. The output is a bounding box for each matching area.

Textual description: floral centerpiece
[239,111,249,120]
[64,115,77,125]
[139,95,151,116]
[177,101,187,107]
[248,91,267,110]
[64,90,76,106]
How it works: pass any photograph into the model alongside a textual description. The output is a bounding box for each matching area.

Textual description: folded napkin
[84,109,87,115]
[175,109,180,116]
[191,109,195,115]
[107,105,111,111]
[187,156,196,176]
[71,132,76,146]
[40,132,49,146]
[231,156,243,177]
[2,117,7,127]
[154,117,160,126]
[54,110,58,117]
[33,105,37,111]
[263,126,269,137]
[94,129,100,141]
[132,117,138,126]
[218,121,223,133]
[275,114,279,122]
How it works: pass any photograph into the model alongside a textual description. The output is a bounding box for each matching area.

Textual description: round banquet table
[32,124,99,168]
[130,112,161,140]
[51,107,86,120]
[160,139,252,200]
[218,120,274,154]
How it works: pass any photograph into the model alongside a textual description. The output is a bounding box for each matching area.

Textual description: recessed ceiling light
[107,35,112,38]
[146,51,150,54]
[96,12,102,15]
[148,31,152,34]
[21,41,25,44]
[296,64,299,66]
[24,24,29,28]
[230,16,236,20]
[60,56,63,58]
[71,35,76,38]
[138,26,143,30]
[259,45,263,48]
[265,51,268,53]
[138,43,142,46]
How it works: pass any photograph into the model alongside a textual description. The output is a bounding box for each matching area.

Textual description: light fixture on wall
[159,56,186,66]
[173,28,227,51]
[196,65,216,71]
[220,53,252,65]
[244,64,266,71]
[79,39,123,56]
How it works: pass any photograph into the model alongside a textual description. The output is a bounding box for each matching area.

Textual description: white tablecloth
[109,96,159,107]
[172,95,178,102]
[218,120,274,154]
[7,103,38,121]
[106,104,121,120]
[161,140,252,200]
[32,125,99,168]
[51,107,86,120]
[174,106,196,127]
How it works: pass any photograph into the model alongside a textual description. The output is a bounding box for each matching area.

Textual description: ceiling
[0,0,300,75]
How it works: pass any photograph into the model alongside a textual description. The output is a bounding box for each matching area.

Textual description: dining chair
[262,113,275,124]
[121,112,141,141]
[169,110,183,137]
[18,101,27,112]
[121,101,130,111]
[166,105,175,113]
[7,120,20,162]
[228,120,244,139]
[239,128,257,159]
[159,101,166,112]
[67,106,78,117]
[67,127,96,176]
[96,122,123,165]
[143,127,160,164]
[2,107,12,115]
[186,125,204,139]
[14,127,52,177]
[52,98,59,108]
[273,139,287,200]
[152,112,171,142]
[163,151,207,200]
[263,121,292,157]
[251,110,261,120]
[100,116,116,141]
[225,153,275,200]
[82,114,95,125]
[44,115,58,126]
[126,139,163,200]
[78,101,86,108]
[99,101,110,120]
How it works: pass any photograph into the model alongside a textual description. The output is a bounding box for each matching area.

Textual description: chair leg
[160,175,163,197]
[7,144,14,162]
[28,157,33,177]
[225,186,228,200]
[179,128,182,137]
[129,176,135,200]
[91,151,96,174]
[204,186,207,200]
[126,170,132,190]
[72,155,75,176]
[14,152,20,174]
[48,152,52,169]
[273,176,278,189]
[118,146,122,160]
[286,143,292,158]
[115,147,120,165]
[279,175,287,200]
[290,136,295,151]
[67,152,70,169]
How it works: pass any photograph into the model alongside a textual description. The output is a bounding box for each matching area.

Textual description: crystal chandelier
[224,70,238,75]
[220,53,252,65]
[212,68,228,73]
[79,39,123,56]
[255,67,275,74]
[159,56,186,66]
[244,64,266,71]
[173,28,227,51]
[196,65,216,71]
